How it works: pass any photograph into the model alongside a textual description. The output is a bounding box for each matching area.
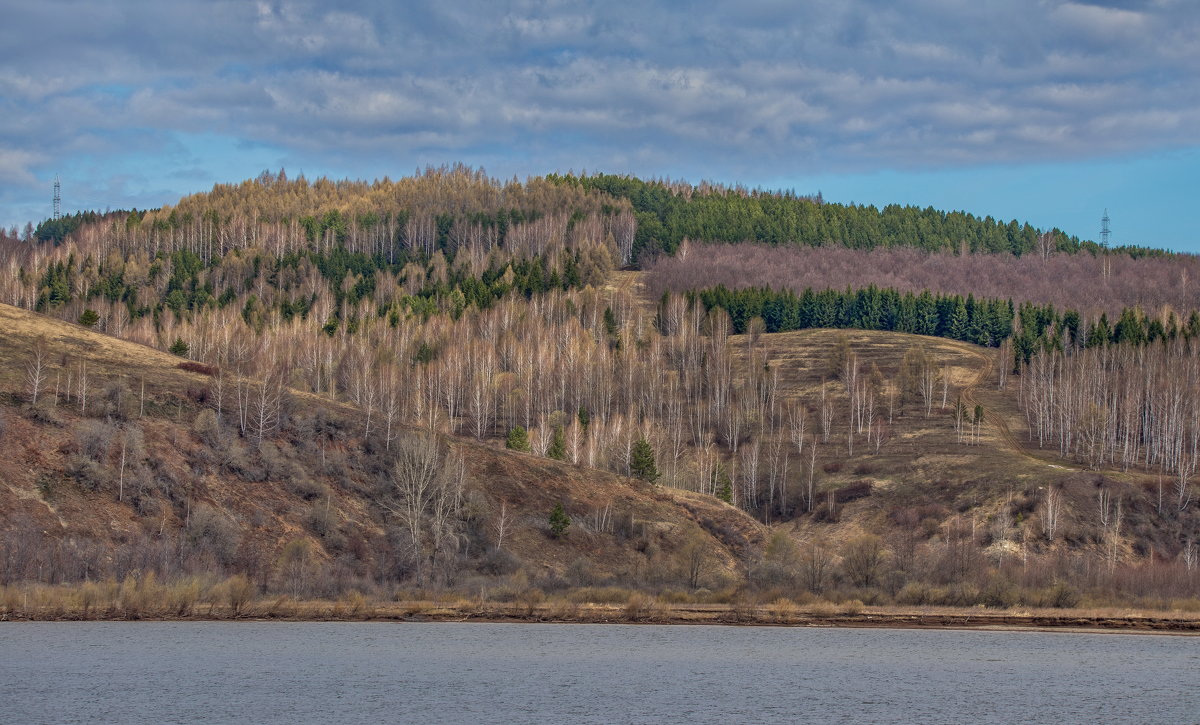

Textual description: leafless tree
[383,434,465,582]
[25,337,49,405]
[1042,484,1063,541]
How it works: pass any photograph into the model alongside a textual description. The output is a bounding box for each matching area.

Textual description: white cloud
[1,0,1199,206]
[0,148,44,186]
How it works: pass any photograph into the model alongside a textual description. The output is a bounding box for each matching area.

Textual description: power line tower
[1100,208,1110,247]
[53,175,61,220]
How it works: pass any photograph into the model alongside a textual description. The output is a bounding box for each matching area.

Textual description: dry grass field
[0,303,211,397]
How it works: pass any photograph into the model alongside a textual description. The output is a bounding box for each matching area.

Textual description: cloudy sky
[2,0,1197,249]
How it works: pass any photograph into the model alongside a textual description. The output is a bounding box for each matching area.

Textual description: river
[2,622,1196,724]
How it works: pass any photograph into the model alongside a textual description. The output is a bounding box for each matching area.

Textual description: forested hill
[15,168,1174,271]
[549,173,1166,262]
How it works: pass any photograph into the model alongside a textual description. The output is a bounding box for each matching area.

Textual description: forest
[550,173,1167,262]
[2,166,1199,614]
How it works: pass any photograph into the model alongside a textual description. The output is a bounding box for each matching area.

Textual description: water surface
[2,622,1196,724]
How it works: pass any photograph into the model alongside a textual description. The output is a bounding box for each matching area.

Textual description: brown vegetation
[647,242,1200,316]
[3,300,1199,611]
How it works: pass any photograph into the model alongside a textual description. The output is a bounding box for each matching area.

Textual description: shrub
[1045,581,1082,609]
[834,481,873,503]
[479,547,522,576]
[192,409,223,448]
[74,420,113,461]
[565,586,637,604]
[185,504,241,566]
[36,474,56,499]
[287,476,329,501]
[623,592,658,620]
[769,597,799,620]
[79,581,102,617]
[896,581,933,606]
[305,501,337,538]
[176,580,203,617]
[26,399,61,426]
[100,380,134,420]
[66,454,107,492]
[517,587,546,615]
[225,574,255,616]
[178,361,218,376]
[979,579,1020,609]
[839,599,865,616]
[841,535,887,588]
[564,558,596,587]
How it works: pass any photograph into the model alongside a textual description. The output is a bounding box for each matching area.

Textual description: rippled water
[2,622,1197,724]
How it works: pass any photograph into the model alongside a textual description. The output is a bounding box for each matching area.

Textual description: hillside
[734,327,1189,556]
[0,302,761,597]
[4,295,1198,613]
[1,167,1198,616]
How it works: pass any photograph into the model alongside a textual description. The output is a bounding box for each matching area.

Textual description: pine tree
[630,436,660,483]
[506,426,531,452]
[548,502,571,538]
[78,309,99,327]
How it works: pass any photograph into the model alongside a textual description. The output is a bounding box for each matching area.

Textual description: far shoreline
[5,600,1200,635]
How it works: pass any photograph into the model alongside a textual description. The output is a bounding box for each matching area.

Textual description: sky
[1,0,1198,250]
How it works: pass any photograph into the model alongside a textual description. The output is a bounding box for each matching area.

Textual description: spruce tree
[630,436,660,483]
[549,502,571,538]
[169,337,189,357]
[715,464,733,504]
[506,426,531,452]
[547,425,566,460]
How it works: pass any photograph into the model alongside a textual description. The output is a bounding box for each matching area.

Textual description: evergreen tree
[947,298,969,341]
[169,337,189,357]
[630,436,660,483]
[506,426,531,452]
[1085,314,1113,348]
[715,464,733,504]
[1113,307,1147,346]
[548,502,571,538]
[78,309,99,327]
[547,425,566,460]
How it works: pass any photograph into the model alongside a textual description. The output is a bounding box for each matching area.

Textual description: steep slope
[0,302,761,593]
